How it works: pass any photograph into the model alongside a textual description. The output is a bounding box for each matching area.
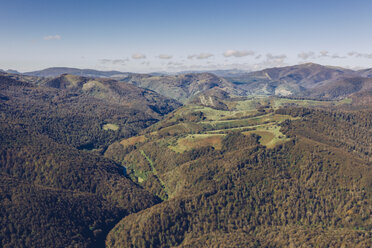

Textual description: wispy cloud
[165,62,253,72]
[297,51,346,60]
[256,53,287,68]
[298,51,315,60]
[132,53,146,59]
[158,54,173,59]
[330,54,346,59]
[100,58,129,65]
[223,50,255,58]
[319,50,329,57]
[266,53,287,61]
[167,61,184,66]
[187,53,214,60]
[348,51,372,59]
[319,50,346,59]
[43,35,61,40]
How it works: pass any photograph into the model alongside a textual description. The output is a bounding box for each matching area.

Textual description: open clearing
[120,135,147,147]
[243,125,290,148]
[169,134,224,153]
[152,97,348,153]
[102,123,119,131]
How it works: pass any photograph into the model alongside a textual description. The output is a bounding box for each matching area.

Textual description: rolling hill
[224,63,358,96]
[121,72,247,103]
[305,77,372,99]
[358,68,372,78]
[104,97,371,247]
[121,63,371,102]
[0,73,181,150]
[0,73,185,247]
[13,64,372,103]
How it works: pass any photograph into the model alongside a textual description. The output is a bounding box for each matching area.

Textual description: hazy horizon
[1,0,372,73]
[1,62,370,75]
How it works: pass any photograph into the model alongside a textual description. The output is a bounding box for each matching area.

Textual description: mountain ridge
[23,67,132,78]
[3,63,372,105]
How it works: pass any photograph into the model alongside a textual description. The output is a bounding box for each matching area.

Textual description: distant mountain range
[122,63,371,104]
[225,63,357,95]
[305,77,372,99]
[0,69,20,74]
[23,67,132,78]
[176,69,251,77]
[2,63,371,104]
[121,72,247,103]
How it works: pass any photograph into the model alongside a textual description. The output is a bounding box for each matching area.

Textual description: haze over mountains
[23,67,131,79]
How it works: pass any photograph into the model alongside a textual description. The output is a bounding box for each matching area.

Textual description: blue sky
[1,0,372,72]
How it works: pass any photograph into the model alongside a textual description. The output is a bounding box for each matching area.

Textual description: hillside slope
[0,74,180,150]
[225,63,358,97]
[0,113,159,248]
[0,74,182,247]
[122,72,246,103]
[305,77,372,99]
[14,64,372,102]
[105,98,371,247]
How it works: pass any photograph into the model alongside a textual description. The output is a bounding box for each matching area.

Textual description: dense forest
[0,74,175,247]
[105,105,371,247]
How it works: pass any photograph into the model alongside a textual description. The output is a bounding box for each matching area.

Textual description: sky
[1,0,372,72]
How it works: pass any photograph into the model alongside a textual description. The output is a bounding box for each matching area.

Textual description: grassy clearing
[120,135,147,147]
[82,80,106,91]
[102,123,119,131]
[169,134,224,153]
[243,125,290,148]
[158,123,202,136]
[270,97,351,109]
[64,74,82,88]
[206,123,267,134]
[201,107,258,121]
[160,97,319,153]
[335,98,352,105]
[127,163,151,183]
[180,104,257,122]
[234,97,268,111]
[201,113,296,131]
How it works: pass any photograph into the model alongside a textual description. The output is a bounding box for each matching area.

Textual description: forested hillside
[0,74,178,247]
[0,74,180,150]
[105,98,371,247]
[0,69,371,248]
